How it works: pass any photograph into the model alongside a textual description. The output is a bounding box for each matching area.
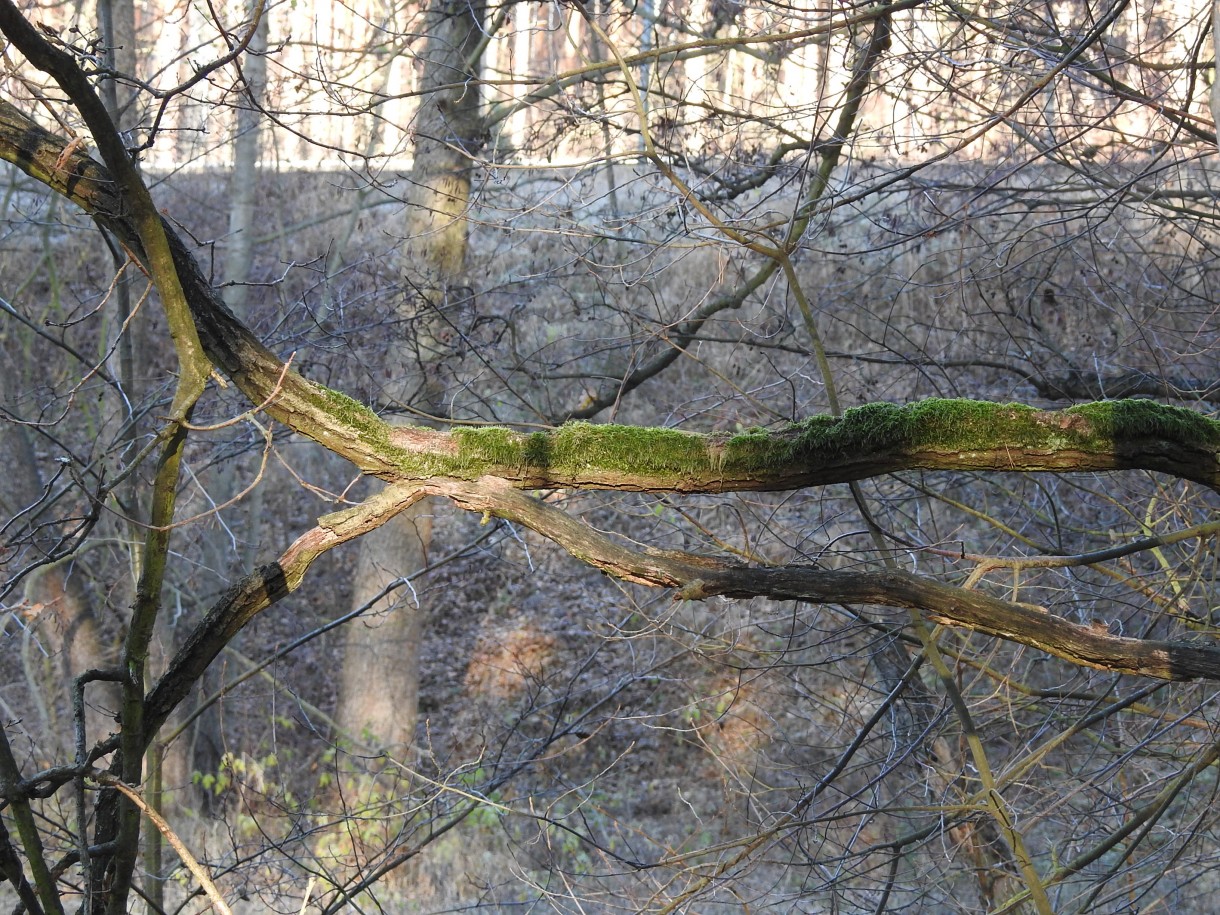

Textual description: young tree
[0,0,1218,912]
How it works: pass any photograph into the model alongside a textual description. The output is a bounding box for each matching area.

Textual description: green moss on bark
[723,400,1051,471]
[315,386,383,433]
[452,422,709,476]
[722,399,1218,475]
[306,391,1217,484]
[1066,400,1220,447]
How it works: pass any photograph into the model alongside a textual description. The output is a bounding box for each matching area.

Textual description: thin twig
[89,773,234,915]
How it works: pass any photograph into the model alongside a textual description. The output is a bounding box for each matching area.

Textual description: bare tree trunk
[338,507,432,753]
[97,0,140,422]
[146,0,271,832]
[189,3,269,791]
[148,10,269,909]
[1212,1,1220,150]
[223,11,268,315]
[336,0,487,755]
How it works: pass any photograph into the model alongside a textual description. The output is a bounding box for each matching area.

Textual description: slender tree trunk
[97,0,139,426]
[223,12,268,315]
[148,10,269,909]
[337,0,487,754]
[147,0,272,826]
[1213,2,1220,151]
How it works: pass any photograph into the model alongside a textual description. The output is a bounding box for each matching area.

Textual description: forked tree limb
[152,474,1218,683]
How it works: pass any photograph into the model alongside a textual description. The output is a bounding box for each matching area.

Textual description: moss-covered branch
[2,98,1216,494]
[3,90,1219,685]
[440,399,1220,491]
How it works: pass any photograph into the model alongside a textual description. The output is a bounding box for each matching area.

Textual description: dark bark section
[707,568,1220,682]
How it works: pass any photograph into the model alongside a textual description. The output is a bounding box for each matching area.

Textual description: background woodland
[1,0,1219,912]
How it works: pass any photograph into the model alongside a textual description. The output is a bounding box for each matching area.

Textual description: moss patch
[722,399,1054,472]
[313,385,386,436]
[451,425,522,469]
[1066,400,1220,448]
[453,422,710,477]
[307,390,1217,483]
[722,399,1218,474]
